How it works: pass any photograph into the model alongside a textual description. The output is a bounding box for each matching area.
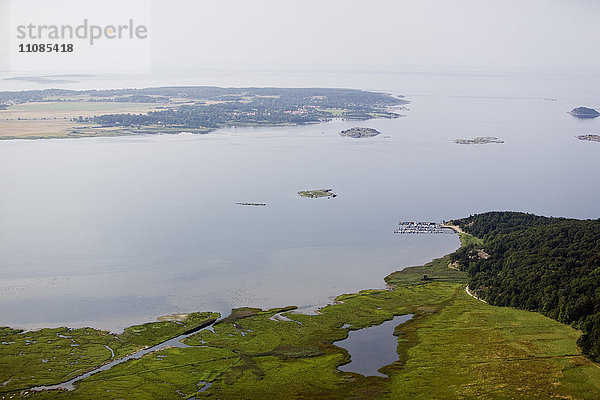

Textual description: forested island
[0,87,406,139]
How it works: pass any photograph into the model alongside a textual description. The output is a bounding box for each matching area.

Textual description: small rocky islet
[568,107,600,118]
[454,136,504,145]
[298,189,337,198]
[576,134,600,143]
[339,127,381,138]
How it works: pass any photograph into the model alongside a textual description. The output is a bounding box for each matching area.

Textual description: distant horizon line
[1,64,600,80]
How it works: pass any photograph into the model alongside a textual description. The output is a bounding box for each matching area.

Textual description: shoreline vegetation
[449,212,600,363]
[0,87,406,140]
[2,212,600,399]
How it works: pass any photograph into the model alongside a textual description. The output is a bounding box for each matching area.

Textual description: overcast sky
[1,0,599,75]
[150,0,600,73]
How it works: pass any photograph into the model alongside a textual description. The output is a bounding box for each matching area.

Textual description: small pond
[336,314,413,377]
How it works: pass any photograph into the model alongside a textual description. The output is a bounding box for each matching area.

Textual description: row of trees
[0,86,405,108]
[450,211,600,361]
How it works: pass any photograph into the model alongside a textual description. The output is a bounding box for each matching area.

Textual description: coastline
[1,233,467,395]
[3,228,600,399]
[0,86,403,141]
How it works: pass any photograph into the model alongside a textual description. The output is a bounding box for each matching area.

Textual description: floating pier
[394,221,454,234]
[236,202,266,207]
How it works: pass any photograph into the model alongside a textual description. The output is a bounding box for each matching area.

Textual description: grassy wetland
[2,231,600,399]
[0,312,218,396]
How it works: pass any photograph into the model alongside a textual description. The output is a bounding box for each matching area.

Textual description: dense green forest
[449,211,600,361]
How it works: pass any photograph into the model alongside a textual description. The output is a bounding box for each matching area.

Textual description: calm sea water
[1,69,599,331]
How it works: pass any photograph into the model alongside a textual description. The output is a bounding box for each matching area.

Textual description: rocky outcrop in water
[340,127,380,138]
[576,134,600,143]
[454,137,504,145]
[569,107,600,118]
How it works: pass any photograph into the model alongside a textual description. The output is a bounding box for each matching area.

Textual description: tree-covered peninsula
[449,211,600,361]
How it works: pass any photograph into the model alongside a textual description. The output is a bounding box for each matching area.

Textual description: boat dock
[394,221,455,234]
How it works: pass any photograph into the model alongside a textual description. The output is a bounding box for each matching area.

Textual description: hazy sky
[149,0,600,73]
[1,0,599,74]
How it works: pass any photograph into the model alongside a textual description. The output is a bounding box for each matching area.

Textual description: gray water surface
[1,70,599,331]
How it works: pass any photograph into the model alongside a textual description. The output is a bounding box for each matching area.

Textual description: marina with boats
[394,221,455,234]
